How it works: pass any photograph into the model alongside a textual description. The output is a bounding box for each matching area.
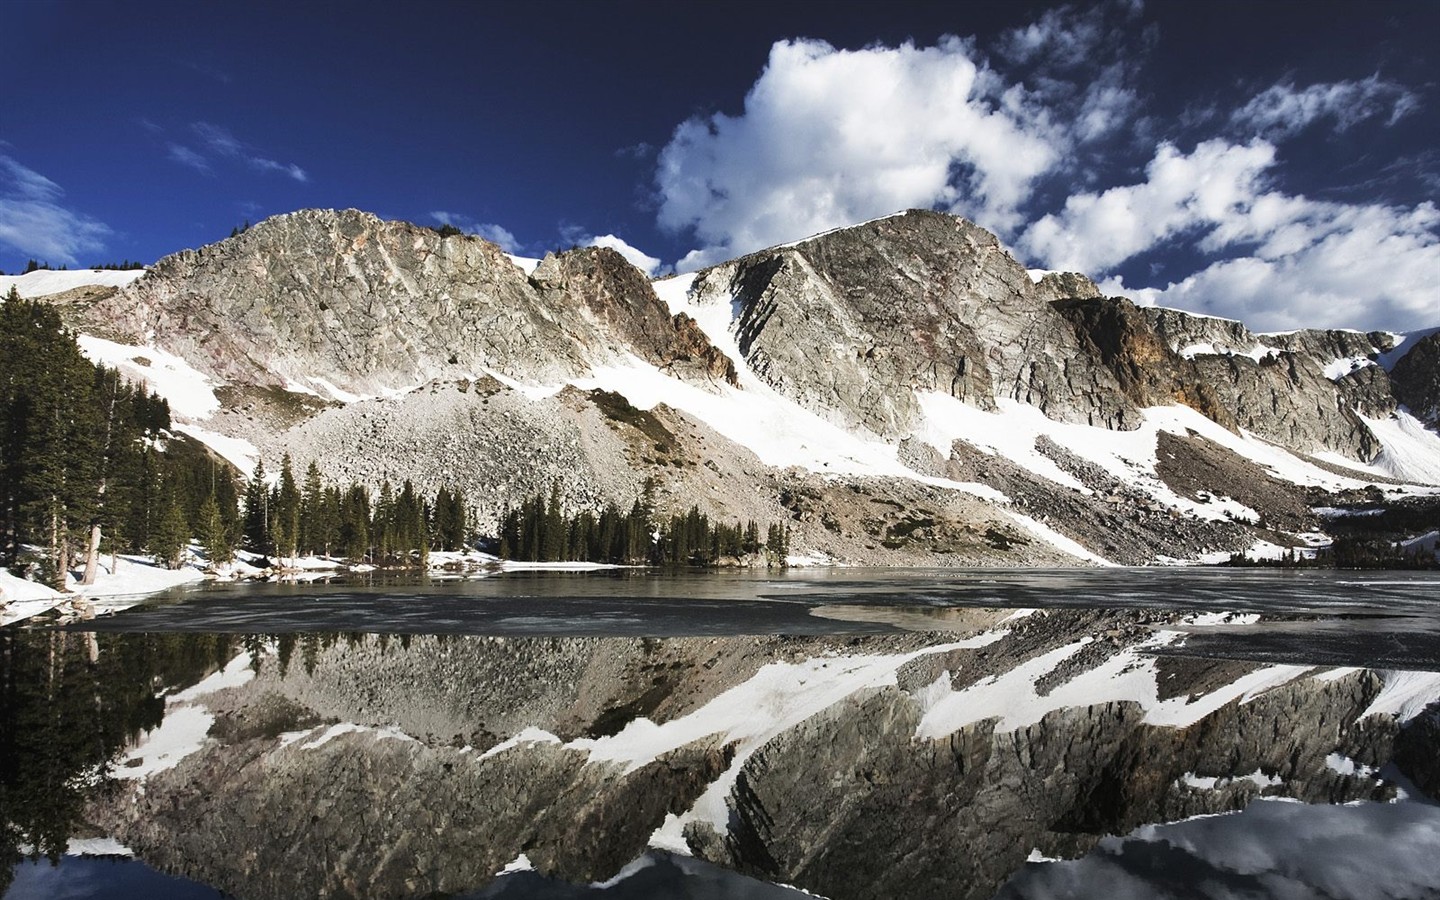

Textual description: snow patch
[115,705,214,780]
[1323,356,1376,380]
[0,569,64,626]
[1003,513,1117,566]
[1178,769,1282,791]
[170,652,255,702]
[174,423,258,474]
[1178,341,1282,363]
[610,638,995,850]
[116,652,255,779]
[915,395,1350,527]
[498,853,535,875]
[298,720,420,748]
[478,727,563,760]
[63,837,135,857]
[1326,753,1377,778]
[1183,612,1261,626]
[0,268,144,297]
[1377,327,1440,371]
[69,551,207,599]
[569,356,1002,503]
[76,335,221,420]
[1359,410,1440,485]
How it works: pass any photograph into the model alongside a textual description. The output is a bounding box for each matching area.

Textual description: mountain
[24,207,1440,566]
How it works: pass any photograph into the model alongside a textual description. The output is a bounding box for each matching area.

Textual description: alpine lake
[5,567,1440,900]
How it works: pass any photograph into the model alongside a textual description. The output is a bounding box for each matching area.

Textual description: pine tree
[338,484,370,561]
[299,461,324,555]
[272,455,300,563]
[150,493,190,569]
[198,491,233,567]
[0,289,101,583]
[242,460,269,553]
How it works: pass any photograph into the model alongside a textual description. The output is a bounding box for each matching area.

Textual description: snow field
[76,334,222,420]
[0,268,145,297]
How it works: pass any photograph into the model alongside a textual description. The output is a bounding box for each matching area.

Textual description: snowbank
[0,269,144,297]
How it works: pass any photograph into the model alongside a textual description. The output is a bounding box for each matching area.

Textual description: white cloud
[1023,135,1440,332]
[176,122,309,183]
[1106,201,1440,332]
[1019,139,1277,273]
[655,36,1063,270]
[653,3,1159,273]
[167,143,211,174]
[0,155,110,265]
[586,234,662,276]
[429,211,522,253]
[1231,76,1420,140]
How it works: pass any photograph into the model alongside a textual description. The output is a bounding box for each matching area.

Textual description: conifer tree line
[0,287,239,585]
[240,456,471,566]
[498,481,790,566]
[1,287,788,579]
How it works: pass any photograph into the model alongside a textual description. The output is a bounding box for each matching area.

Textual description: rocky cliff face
[1392,330,1440,427]
[1051,298,1394,459]
[690,210,1138,437]
[83,209,735,398]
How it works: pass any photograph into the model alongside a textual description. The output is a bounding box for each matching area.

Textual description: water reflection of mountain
[6,608,1440,899]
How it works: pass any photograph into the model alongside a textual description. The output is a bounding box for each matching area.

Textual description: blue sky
[3,0,1437,332]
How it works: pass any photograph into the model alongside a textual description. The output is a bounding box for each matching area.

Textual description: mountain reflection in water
[4,570,1440,899]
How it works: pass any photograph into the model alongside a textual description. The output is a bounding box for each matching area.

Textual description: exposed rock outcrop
[691,210,1138,437]
[42,206,1440,565]
[1054,297,1395,461]
[81,209,736,398]
[1391,330,1440,427]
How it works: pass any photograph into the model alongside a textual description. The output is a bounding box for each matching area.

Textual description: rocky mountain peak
[690,208,1138,437]
[80,209,736,398]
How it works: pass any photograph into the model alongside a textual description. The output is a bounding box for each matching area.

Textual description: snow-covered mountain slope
[0,267,145,297]
[50,207,1440,565]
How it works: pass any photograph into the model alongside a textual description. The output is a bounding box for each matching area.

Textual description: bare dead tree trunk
[49,502,66,590]
[81,522,102,585]
[82,376,119,586]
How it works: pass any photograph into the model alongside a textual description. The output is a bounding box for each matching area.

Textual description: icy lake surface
[75,568,1440,668]
[6,568,1440,899]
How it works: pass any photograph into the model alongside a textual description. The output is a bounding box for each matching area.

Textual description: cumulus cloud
[1021,136,1440,332]
[586,234,662,276]
[655,36,1062,270]
[993,0,1151,147]
[1231,76,1420,140]
[652,2,1157,272]
[1102,200,1440,332]
[430,211,521,253]
[0,155,111,265]
[1019,139,1277,273]
[164,122,309,183]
